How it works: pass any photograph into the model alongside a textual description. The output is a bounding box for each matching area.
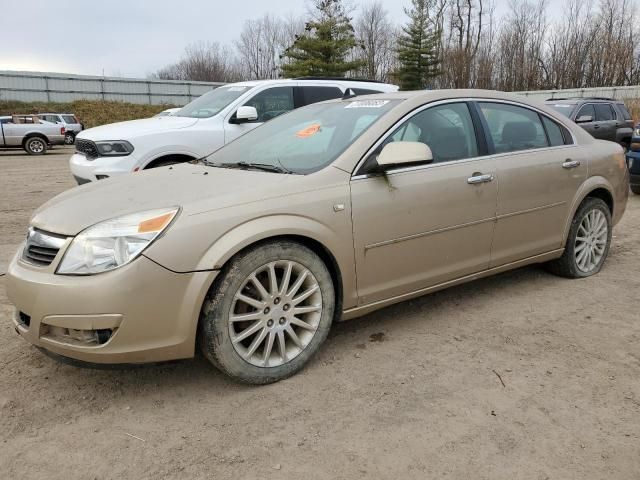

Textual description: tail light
[60,127,66,135]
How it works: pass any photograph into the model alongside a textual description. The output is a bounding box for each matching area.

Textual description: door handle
[593,124,600,129]
[467,173,494,184]
[562,159,581,169]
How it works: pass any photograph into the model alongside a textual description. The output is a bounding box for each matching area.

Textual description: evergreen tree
[281,0,364,78]
[396,0,441,90]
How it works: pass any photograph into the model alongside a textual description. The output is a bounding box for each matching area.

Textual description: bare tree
[353,2,398,81]
[154,42,243,82]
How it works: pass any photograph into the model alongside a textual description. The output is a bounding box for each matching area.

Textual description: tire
[631,185,640,195]
[546,197,612,278]
[24,137,47,155]
[198,240,335,384]
[64,132,75,145]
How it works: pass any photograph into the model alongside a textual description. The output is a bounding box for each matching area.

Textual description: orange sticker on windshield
[296,124,321,138]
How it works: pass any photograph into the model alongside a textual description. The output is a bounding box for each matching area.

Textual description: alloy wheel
[30,139,45,153]
[574,209,608,273]
[229,260,323,367]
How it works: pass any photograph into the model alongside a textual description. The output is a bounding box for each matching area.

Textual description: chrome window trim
[351,97,579,180]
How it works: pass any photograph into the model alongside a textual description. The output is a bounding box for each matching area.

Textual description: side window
[479,102,549,153]
[617,104,632,121]
[301,86,342,106]
[243,87,294,123]
[594,103,615,121]
[542,116,565,147]
[576,104,595,121]
[385,102,479,163]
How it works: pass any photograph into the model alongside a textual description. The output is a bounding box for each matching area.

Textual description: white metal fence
[515,85,640,101]
[0,70,224,105]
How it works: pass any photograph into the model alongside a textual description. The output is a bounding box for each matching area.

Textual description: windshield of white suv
[175,86,251,118]
[548,104,576,118]
[206,99,399,174]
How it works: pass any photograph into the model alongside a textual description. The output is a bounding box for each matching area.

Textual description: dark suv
[625,126,640,194]
[545,97,633,148]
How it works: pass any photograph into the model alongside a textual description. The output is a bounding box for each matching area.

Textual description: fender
[562,176,614,243]
[139,148,199,169]
[194,214,358,309]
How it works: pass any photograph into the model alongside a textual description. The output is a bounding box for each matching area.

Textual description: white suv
[70,78,398,184]
[38,113,83,145]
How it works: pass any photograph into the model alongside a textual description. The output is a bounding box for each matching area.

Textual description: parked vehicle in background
[0,115,65,155]
[154,107,181,117]
[545,97,633,149]
[38,113,83,145]
[7,90,628,384]
[625,124,640,194]
[69,78,398,184]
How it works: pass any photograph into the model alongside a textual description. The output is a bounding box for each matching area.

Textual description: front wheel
[546,197,612,278]
[24,137,47,155]
[199,241,335,384]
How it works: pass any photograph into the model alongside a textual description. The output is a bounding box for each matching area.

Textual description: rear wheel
[199,240,335,384]
[24,137,47,155]
[64,132,75,145]
[546,197,612,278]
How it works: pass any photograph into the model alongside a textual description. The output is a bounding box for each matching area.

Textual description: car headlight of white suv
[95,140,134,156]
[56,207,179,275]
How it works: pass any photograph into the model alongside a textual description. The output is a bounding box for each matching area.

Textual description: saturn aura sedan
[6,90,629,384]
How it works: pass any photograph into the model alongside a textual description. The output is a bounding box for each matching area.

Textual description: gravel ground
[1,147,639,480]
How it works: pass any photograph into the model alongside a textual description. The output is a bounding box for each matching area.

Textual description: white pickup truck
[70,78,398,184]
[0,115,66,155]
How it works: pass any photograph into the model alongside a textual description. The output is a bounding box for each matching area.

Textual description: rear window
[617,103,632,121]
[594,104,616,121]
[300,86,343,106]
[62,115,77,124]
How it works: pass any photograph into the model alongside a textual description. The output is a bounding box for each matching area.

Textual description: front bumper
[5,246,217,364]
[625,151,640,186]
[69,152,139,184]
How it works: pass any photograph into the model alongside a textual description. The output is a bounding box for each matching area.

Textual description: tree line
[152,0,640,91]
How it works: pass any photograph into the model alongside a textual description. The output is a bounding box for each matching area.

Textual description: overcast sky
[1,0,563,78]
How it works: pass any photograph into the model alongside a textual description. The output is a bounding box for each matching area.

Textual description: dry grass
[624,98,640,123]
[0,100,175,129]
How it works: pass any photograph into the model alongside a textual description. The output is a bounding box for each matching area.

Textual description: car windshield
[206,99,399,174]
[548,104,576,118]
[174,86,251,118]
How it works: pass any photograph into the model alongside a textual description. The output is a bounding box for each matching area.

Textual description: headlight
[56,207,179,275]
[95,140,134,156]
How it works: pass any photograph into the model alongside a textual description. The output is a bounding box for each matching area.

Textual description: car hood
[77,116,200,141]
[30,164,312,236]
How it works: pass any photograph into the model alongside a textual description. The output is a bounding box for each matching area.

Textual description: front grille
[22,228,67,267]
[75,138,99,159]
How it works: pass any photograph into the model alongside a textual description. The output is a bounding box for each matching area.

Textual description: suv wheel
[546,197,612,278]
[64,132,75,145]
[199,240,335,384]
[24,137,47,155]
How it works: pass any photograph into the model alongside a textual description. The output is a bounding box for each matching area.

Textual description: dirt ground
[1,147,639,480]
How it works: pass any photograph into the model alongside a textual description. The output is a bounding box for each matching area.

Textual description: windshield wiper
[218,161,294,174]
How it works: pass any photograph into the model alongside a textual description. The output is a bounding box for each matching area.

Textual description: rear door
[593,103,618,142]
[476,101,587,267]
[295,85,343,107]
[350,101,498,304]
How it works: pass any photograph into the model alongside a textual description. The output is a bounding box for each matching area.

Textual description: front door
[224,86,295,144]
[350,102,498,305]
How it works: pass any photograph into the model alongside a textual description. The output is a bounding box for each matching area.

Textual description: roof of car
[225,78,398,90]
[544,98,621,104]
[39,112,76,115]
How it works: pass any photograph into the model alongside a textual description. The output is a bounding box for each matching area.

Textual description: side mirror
[377,141,433,170]
[233,106,258,124]
[576,115,593,124]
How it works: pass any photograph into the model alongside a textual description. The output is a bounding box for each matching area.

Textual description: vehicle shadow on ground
[19,264,552,399]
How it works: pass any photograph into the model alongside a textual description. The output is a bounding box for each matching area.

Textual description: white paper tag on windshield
[345,100,389,109]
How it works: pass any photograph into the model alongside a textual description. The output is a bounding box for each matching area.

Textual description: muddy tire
[546,197,612,278]
[198,240,335,384]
